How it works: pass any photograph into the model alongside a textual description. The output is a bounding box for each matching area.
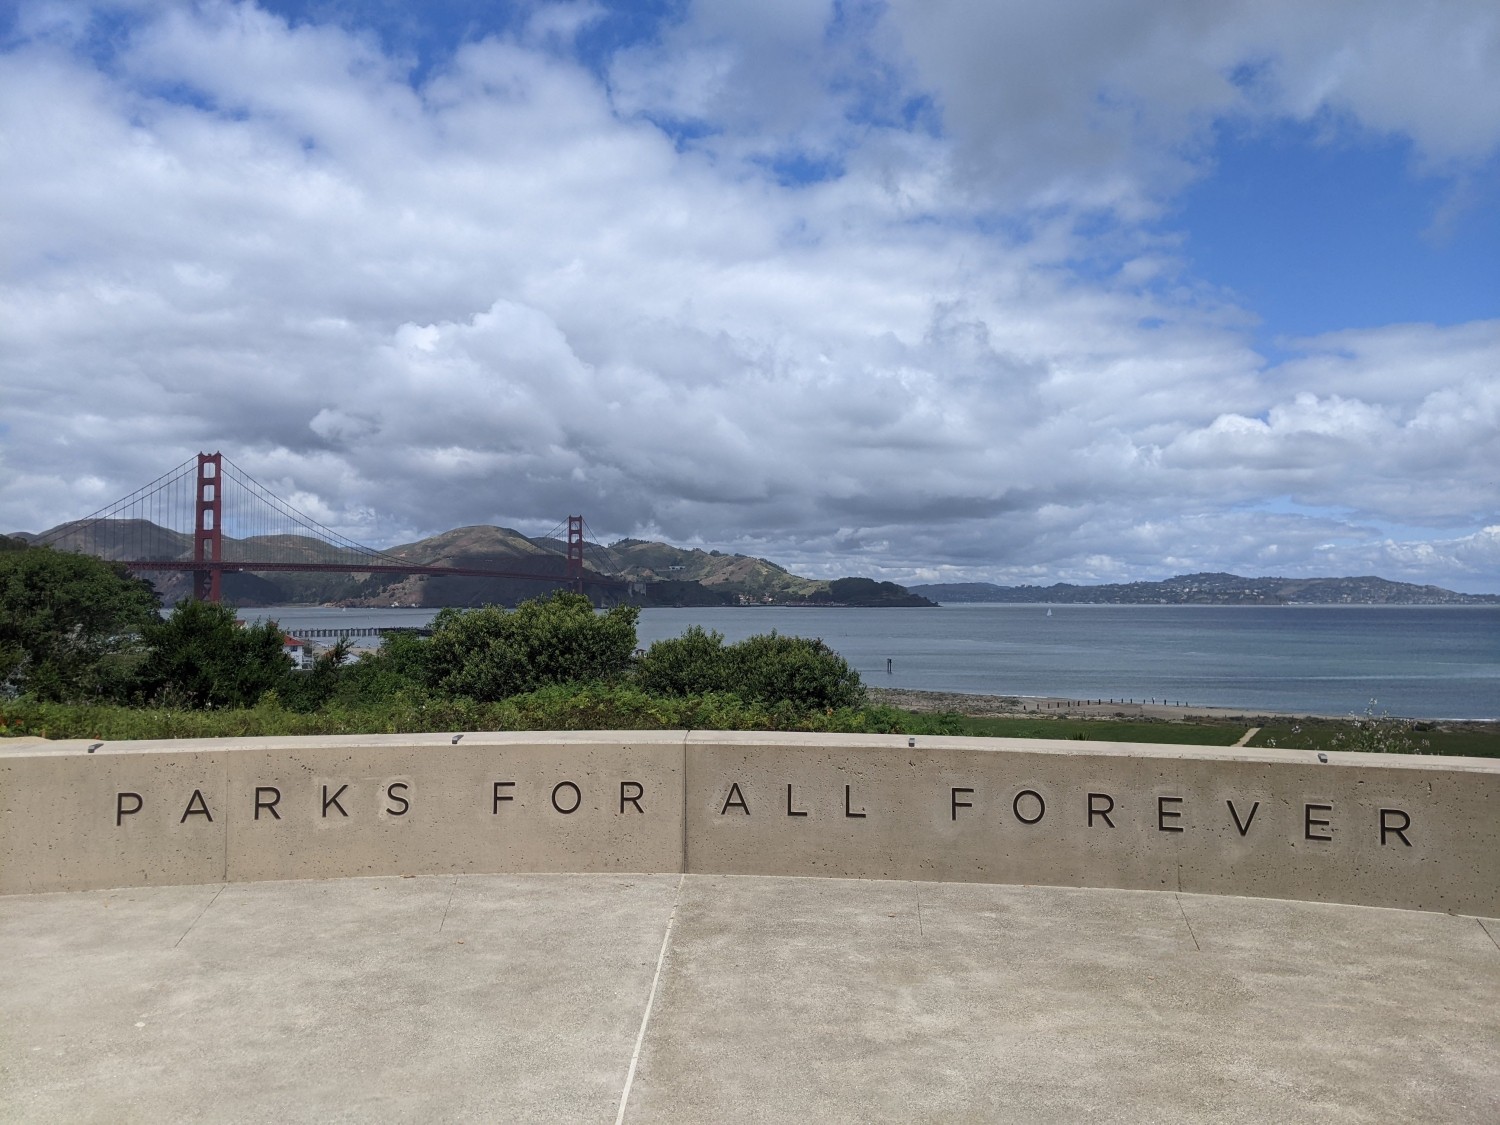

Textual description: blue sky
[1177,121,1499,344]
[2,0,1497,590]
[253,0,672,73]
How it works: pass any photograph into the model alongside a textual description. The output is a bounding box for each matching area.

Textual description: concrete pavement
[4,874,1498,1123]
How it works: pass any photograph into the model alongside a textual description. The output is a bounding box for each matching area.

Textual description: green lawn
[1247,719,1500,759]
[945,714,1500,758]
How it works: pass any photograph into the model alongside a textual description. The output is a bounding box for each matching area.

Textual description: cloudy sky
[3,1,1498,591]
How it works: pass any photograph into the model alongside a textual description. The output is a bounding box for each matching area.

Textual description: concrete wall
[0,733,684,893]
[3,732,1496,915]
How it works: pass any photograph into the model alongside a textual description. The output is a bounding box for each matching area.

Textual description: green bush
[635,625,729,695]
[723,631,864,710]
[317,631,427,706]
[278,632,440,714]
[424,592,639,701]
[636,628,865,710]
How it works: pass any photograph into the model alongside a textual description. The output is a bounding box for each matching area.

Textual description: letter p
[116,791,143,826]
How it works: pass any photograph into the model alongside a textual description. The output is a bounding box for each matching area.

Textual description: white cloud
[883,0,1500,210]
[0,1,1496,592]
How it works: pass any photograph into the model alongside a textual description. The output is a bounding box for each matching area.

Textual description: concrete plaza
[4,873,1498,1123]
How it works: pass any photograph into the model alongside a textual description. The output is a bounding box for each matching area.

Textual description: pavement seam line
[174,884,225,949]
[1175,894,1201,952]
[615,872,685,1125]
[1478,919,1500,954]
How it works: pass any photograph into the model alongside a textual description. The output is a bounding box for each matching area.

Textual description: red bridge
[37,452,629,603]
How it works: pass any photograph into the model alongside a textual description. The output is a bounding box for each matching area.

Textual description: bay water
[241,603,1499,720]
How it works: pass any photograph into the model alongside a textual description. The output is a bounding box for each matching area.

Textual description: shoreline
[866,687,1499,728]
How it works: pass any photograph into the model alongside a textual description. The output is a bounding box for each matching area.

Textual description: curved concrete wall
[2,732,1496,915]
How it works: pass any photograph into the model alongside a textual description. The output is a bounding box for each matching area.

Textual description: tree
[0,547,159,701]
[425,592,639,701]
[136,600,291,708]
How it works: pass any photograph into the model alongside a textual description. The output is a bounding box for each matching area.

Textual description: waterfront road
[4,874,1497,1123]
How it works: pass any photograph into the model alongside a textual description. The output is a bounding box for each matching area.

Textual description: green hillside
[607,539,824,603]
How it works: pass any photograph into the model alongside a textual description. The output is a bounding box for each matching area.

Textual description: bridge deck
[120,558,631,586]
[4,873,1497,1123]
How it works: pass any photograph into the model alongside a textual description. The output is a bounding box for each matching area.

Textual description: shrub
[724,631,865,711]
[424,592,639,701]
[637,628,865,711]
[136,600,291,708]
[276,637,354,712]
[326,632,431,707]
[635,625,729,695]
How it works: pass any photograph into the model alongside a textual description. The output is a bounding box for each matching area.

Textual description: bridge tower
[193,452,223,602]
[566,515,585,594]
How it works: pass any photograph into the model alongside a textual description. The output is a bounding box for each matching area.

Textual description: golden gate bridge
[34,452,630,603]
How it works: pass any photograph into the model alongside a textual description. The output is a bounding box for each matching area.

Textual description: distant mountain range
[907,573,1500,606]
[13,522,1493,607]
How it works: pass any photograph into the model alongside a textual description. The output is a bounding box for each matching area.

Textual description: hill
[353,525,585,608]
[807,577,937,607]
[597,542,935,606]
[605,539,823,603]
[11,519,934,608]
[908,573,1500,606]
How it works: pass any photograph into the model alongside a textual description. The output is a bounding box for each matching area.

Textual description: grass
[896,708,1499,758]
[1246,718,1500,759]
[3,688,1494,757]
[958,712,1499,759]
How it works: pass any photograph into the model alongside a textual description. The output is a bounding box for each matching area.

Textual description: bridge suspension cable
[215,458,410,568]
[38,454,408,570]
[36,456,200,562]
